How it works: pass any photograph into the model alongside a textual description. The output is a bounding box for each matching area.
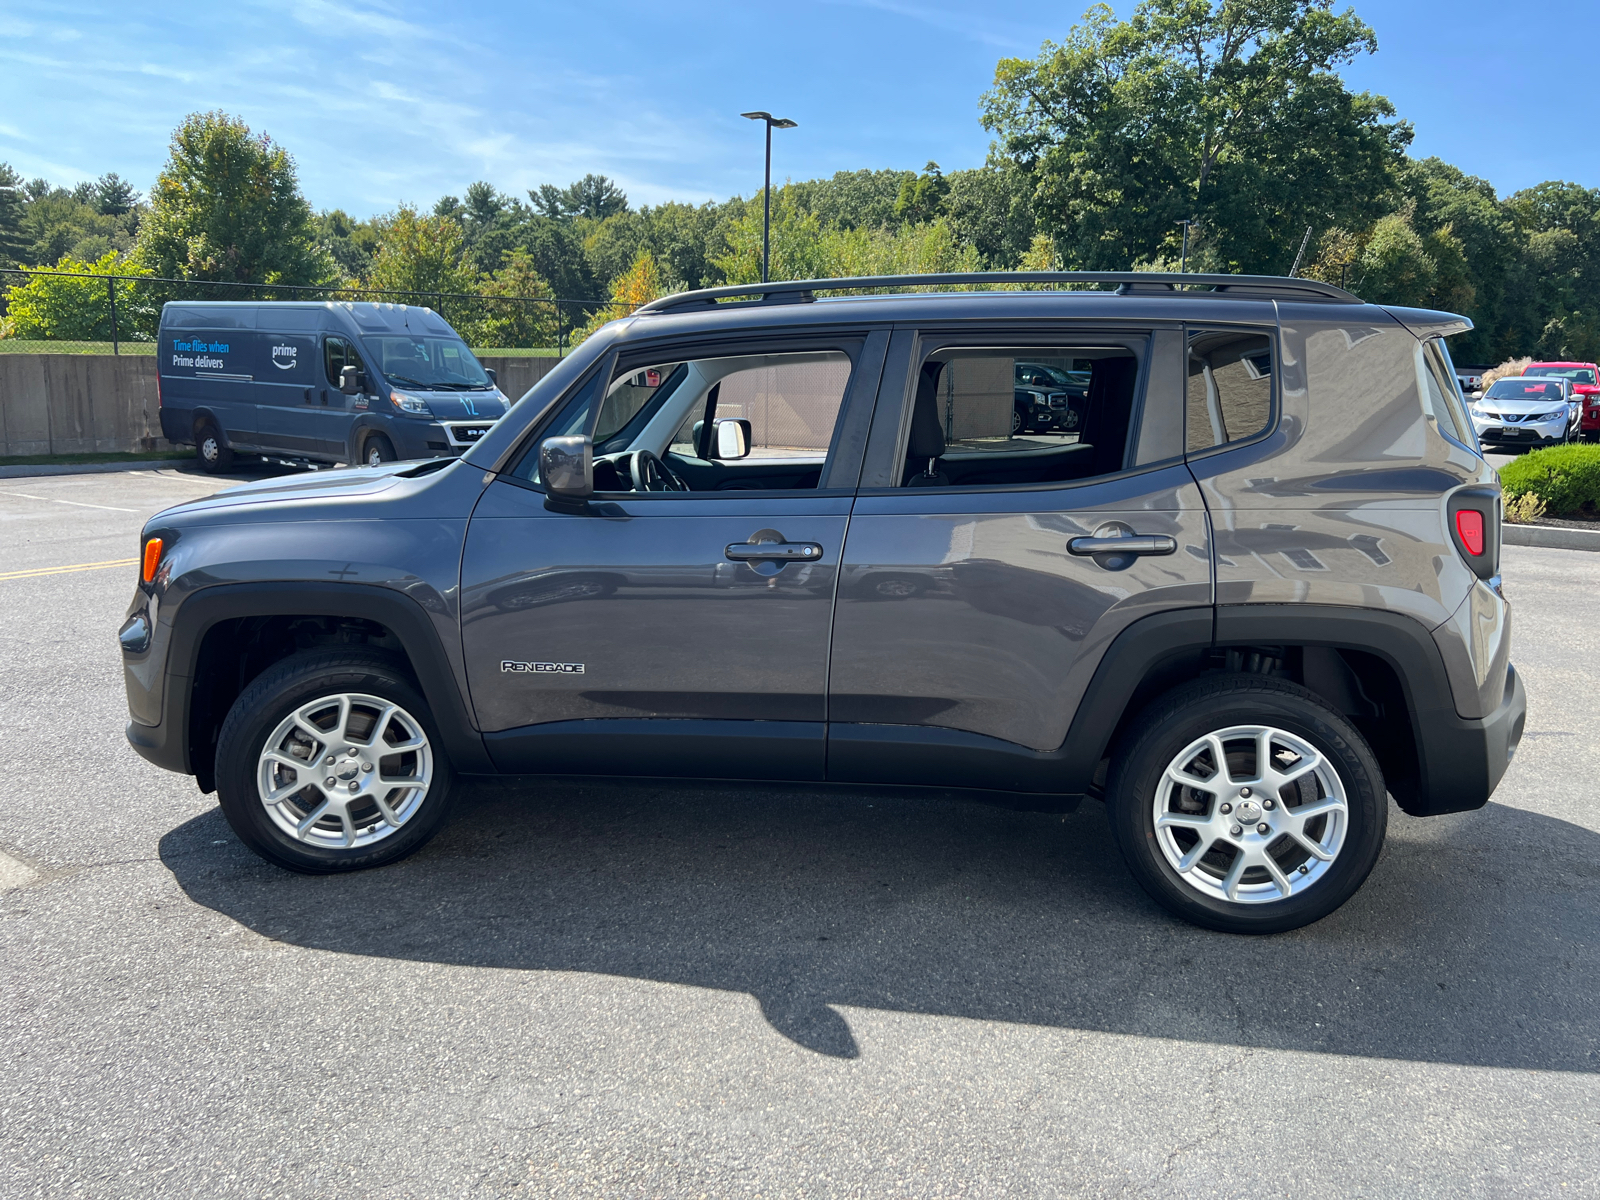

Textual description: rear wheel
[1106,674,1387,934]
[195,421,234,474]
[364,433,398,467]
[214,649,457,873]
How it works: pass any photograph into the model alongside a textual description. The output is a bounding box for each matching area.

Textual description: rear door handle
[725,542,823,562]
[1067,534,1176,557]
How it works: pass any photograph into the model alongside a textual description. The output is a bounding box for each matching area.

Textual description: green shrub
[1498,444,1600,515]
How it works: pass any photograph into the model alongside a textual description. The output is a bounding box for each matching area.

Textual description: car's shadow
[160,779,1599,1068]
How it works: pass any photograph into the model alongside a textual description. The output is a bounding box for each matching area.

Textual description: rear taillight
[1447,488,1500,581]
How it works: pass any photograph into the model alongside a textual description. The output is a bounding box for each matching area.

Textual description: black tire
[1011,405,1027,435]
[363,433,398,467]
[1105,674,1387,935]
[195,421,234,474]
[214,649,457,873]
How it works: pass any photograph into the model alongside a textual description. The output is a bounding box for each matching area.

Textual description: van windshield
[365,335,491,389]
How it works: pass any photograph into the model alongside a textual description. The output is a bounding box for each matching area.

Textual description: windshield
[1487,379,1564,400]
[1525,365,1596,385]
[365,335,491,389]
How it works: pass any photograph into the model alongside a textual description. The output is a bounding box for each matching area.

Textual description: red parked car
[1523,362,1600,441]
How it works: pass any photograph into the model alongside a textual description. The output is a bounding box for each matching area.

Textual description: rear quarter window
[1185,329,1275,452]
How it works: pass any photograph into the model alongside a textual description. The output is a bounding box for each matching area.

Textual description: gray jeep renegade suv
[121,272,1525,934]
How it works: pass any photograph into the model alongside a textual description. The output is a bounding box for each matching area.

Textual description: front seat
[903,362,949,487]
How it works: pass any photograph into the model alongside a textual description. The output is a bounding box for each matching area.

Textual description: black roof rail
[633,271,1362,315]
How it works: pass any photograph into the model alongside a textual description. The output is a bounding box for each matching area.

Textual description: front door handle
[1067,534,1176,557]
[725,542,823,562]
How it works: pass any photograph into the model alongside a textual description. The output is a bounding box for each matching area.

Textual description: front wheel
[214,649,457,873]
[1105,674,1387,934]
[364,433,398,467]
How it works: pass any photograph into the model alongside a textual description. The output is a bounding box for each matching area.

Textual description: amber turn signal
[141,537,164,583]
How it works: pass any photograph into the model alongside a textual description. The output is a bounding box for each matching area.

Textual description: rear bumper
[1406,662,1526,816]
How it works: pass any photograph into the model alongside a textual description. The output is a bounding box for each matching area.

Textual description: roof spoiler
[634,271,1363,315]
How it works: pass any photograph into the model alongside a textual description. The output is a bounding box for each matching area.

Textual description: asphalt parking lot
[2,465,1597,1198]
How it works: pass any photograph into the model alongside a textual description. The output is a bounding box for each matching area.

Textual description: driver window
[665,354,851,463]
[506,348,856,493]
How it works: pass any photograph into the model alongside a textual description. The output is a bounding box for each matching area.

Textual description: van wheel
[213,649,457,873]
[195,422,234,474]
[364,434,397,467]
[1105,674,1387,935]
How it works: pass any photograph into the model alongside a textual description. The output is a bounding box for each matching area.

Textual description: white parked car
[1471,376,1577,450]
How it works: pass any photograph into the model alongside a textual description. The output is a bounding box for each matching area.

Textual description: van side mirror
[713,418,752,460]
[339,365,361,395]
[539,435,593,502]
[484,367,498,386]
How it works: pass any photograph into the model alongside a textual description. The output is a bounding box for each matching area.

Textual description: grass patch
[0,449,191,466]
[0,340,158,355]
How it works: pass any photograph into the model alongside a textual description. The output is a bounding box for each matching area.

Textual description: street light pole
[1176,219,1194,276]
[740,111,798,283]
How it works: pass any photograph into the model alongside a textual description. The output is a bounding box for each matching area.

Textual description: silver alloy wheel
[367,445,384,467]
[256,692,433,849]
[201,434,219,462]
[1152,723,1348,904]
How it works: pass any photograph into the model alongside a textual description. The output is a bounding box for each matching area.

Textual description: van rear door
[158,307,257,450]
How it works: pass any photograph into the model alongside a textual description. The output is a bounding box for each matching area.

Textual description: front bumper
[1475,419,1568,448]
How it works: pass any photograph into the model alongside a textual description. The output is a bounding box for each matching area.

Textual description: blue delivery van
[156,301,511,472]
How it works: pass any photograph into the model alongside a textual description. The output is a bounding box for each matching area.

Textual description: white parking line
[0,490,138,513]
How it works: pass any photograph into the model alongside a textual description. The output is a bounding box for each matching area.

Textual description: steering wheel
[628,449,689,493]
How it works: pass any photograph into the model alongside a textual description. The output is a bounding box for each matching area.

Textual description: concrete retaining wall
[0,354,163,455]
[0,353,562,456]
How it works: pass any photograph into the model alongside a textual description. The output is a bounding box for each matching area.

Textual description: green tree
[312,209,382,283]
[982,0,1410,272]
[470,248,557,349]
[569,249,664,345]
[0,162,25,266]
[786,169,915,230]
[944,164,1037,268]
[134,111,331,284]
[531,174,629,221]
[2,250,151,342]
[364,205,480,297]
[894,162,949,225]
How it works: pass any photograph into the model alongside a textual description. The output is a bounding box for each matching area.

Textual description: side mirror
[539,435,592,501]
[484,367,498,385]
[713,418,752,460]
[339,365,361,395]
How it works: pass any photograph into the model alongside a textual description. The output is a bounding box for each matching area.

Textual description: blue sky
[2,1,1596,216]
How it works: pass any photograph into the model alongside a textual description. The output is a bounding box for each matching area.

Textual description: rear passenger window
[898,343,1141,489]
[1185,330,1274,452]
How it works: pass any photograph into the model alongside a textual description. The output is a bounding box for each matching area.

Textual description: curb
[1504,524,1600,552]
[0,459,193,479]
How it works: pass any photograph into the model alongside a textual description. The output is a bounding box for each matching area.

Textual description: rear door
[159,309,257,448]
[460,328,887,781]
[826,322,1216,791]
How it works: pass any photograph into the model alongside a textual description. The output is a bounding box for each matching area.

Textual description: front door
[827,326,1218,792]
[461,331,887,781]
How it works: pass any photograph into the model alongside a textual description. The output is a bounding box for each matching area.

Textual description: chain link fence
[0,268,626,357]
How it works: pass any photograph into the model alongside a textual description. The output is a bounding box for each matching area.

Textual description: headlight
[390,391,433,415]
[1538,410,1567,423]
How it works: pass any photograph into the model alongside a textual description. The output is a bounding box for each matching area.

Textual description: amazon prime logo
[271,344,299,370]
[501,660,585,674]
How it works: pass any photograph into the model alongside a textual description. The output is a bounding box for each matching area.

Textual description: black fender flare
[132,581,492,779]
